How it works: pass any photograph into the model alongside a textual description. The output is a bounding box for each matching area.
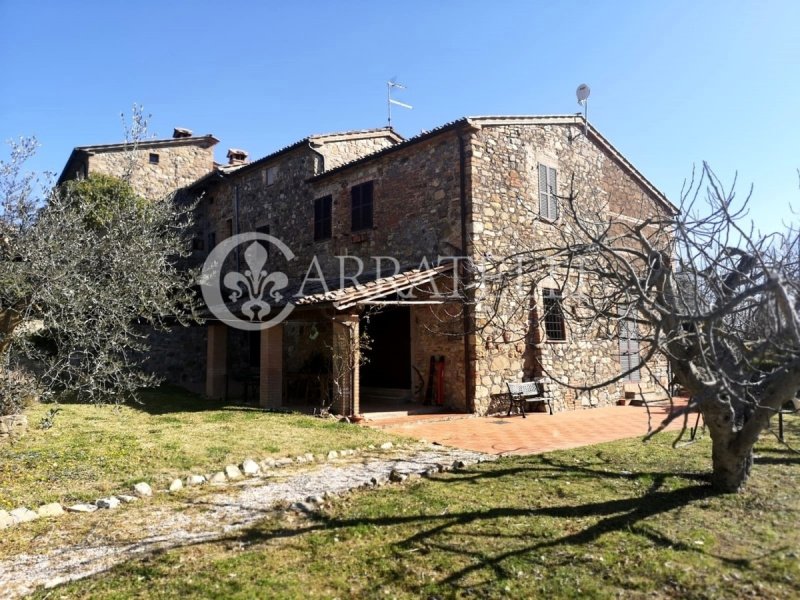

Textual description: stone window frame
[313,195,333,242]
[149,152,160,165]
[537,161,559,223]
[350,180,374,232]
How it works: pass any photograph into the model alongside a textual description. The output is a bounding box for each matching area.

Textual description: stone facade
[463,120,672,413]
[59,135,218,201]
[61,116,673,416]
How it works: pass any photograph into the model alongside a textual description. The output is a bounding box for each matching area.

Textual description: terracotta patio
[368,399,693,456]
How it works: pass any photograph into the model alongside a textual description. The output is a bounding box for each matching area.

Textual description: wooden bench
[506,379,552,417]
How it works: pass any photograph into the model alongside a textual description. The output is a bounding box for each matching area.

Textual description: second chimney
[173,127,193,139]
[227,148,249,166]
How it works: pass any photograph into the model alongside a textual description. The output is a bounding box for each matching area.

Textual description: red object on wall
[434,355,445,406]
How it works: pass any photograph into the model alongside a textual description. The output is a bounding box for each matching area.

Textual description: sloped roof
[309,115,676,213]
[292,263,454,310]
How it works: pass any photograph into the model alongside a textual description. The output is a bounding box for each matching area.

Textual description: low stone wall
[0,414,28,442]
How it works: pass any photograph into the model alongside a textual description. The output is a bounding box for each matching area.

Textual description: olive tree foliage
[471,164,800,492]
[0,117,198,414]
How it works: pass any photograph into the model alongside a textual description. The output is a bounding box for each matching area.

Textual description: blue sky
[1,0,798,233]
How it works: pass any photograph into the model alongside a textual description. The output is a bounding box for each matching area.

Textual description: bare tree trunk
[710,435,754,492]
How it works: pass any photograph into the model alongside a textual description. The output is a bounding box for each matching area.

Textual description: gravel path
[0,446,492,599]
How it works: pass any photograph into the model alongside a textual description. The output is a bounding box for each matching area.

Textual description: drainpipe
[234,184,240,272]
[458,128,475,413]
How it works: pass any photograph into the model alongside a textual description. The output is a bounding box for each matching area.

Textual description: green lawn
[41,416,800,599]
[0,387,401,508]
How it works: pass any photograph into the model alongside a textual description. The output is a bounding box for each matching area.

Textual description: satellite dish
[576,84,591,105]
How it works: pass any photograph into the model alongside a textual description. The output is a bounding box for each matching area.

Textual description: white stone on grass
[209,471,227,484]
[10,507,38,523]
[66,503,98,513]
[0,509,14,529]
[380,442,393,450]
[327,450,339,460]
[169,479,183,492]
[186,475,206,486]
[224,465,243,480]
[275,458,293,467]
[241,459,260,476]
[116,495,138,503]
[304,453,314,462]
[96,497,121,510]
[133,482,153,497]
[37,503,64,518]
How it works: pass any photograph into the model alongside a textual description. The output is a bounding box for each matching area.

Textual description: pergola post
[259,323,283,409]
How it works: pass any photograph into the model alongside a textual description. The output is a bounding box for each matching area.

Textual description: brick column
[332,314,360,416]
[259,324,283,409]
[205,323,227,399]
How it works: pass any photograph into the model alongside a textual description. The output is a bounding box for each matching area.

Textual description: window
[225,218,233,239]
[351,181,373,231]
[314,195,332,241]
[192,237,204,251]
[149,153,160,164]
[207,231,216,250]
[538,164,558,221]
[542,288,566,341]
[265,166,278,186]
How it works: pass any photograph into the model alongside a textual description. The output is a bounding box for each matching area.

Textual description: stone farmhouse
[58,116,675,417]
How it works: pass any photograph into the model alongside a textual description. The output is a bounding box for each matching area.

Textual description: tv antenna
[576,83,590,136]
[387,77,412,126]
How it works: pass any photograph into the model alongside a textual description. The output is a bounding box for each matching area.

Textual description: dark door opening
[361,306,411,390]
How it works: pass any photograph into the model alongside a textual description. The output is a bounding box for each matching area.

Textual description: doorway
[360,306,411,408]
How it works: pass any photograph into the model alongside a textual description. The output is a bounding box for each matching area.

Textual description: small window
[192,237,205,251]
[149,153,160,164]
[225,218,233,239]
[542,288,566,341]
[265,166,278,186]
[207,231,216,250]
[351,181,374,231]
[538,164,558,221]
[314,195,332,241]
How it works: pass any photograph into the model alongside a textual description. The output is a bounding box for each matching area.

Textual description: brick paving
[374,400,692,456]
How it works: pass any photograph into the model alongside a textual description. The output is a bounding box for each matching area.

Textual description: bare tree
[0,112,198,414]
[472,163,800,492]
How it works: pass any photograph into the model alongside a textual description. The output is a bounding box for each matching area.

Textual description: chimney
[173,127,193,139]
[226,148,249,166]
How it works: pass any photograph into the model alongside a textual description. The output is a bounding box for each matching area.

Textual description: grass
[0,386,401,508]
[38,416,800,599]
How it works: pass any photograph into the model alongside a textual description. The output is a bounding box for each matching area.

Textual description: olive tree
[0,132,197,414]
[472,164,799,492]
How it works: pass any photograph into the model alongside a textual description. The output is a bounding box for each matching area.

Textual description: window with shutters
[538,163,559,221]
[314,195,332,241]
[542,288,566,341]
[619,317,641,382]
[351,181,374,231]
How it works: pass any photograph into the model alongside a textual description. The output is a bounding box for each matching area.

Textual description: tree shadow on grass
[173,459,767,596]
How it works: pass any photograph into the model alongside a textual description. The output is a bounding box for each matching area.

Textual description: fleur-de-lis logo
[201,232,296,331]
[223,242,288,321]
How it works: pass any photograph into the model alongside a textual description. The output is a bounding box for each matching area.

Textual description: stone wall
[142,325,208,395]
[88,140,215,201]
[0,414,27,443]
[465,122,672,414]
[411,303,468,410]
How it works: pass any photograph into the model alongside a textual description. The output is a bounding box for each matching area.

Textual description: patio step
[627,388,671,406]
